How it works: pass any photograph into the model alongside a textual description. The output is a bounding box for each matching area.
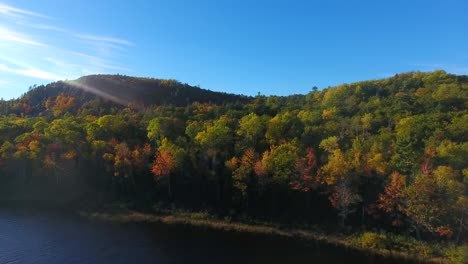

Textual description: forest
[0,70,466,252]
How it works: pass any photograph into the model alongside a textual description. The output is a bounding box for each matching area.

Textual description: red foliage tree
[151,150,174,181]
[290,148,318,192]
[377,172,407,226]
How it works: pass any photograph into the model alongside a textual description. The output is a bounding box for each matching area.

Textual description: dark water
[0,208,415,264]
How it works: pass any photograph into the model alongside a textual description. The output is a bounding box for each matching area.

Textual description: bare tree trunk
[456,212,464,244]
[168,174,173,202]
[412,223,421,240]
[339,212,346,228]
[361,205,365,228]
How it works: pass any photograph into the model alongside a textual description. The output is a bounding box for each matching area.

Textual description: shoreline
[79,207,448,264]
[0,199,455,263]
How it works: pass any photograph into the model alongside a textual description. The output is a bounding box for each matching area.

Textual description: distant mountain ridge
[20,74,252,109]
[3,71,467,118]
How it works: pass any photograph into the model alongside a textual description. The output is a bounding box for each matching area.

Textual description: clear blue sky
[0,0,467,99]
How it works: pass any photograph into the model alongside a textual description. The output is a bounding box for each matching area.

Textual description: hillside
[0,70,466,260]
[1,75,250,116]
[69,75,251,106]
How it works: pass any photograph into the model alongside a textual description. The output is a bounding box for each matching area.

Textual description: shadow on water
[0,206,425,264]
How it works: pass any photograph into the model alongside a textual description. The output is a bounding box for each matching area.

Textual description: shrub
[350,232,437,258]
[190,211,211,220]
[444,244,468,264]
[356,232,388,249]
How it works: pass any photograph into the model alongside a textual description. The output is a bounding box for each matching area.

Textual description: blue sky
[0,0,467,99]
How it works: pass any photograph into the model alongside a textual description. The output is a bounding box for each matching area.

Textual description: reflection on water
[0,208,412,264]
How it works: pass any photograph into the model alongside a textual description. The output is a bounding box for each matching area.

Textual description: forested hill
[1,74,251,115]
[0,70,467,245]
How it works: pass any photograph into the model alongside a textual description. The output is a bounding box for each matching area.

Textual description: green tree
[265,112,303,145]
[237,113,268,147]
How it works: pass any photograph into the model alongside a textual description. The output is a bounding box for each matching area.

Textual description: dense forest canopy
[0,70,466,243]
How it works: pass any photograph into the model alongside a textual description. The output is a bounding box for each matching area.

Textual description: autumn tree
[51,95,75,117]
[329,181,361,227]
[403,167,464,239]
[147,117,185,145]
[290,148,319,192]
[152,138,186,200]
[377,172,407,226]
[265,112,303,145]
[226,148,260,209]
[236,113,268,150]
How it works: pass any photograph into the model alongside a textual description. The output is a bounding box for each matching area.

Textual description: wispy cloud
[0,54,37,69]
[42,57,78,68]
[0,64,64,80]
[0,3,49,19]
[75,34,134,58]
[0,2,134,98]
[0,25,45,46]
[17,69,64,80]
[93,63,133,72]
[16,21,66,32]
[64,51,132,72]
[76,34,134,47]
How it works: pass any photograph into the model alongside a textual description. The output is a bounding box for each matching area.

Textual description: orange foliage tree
[377,172,407,226]
[290,148,318,192]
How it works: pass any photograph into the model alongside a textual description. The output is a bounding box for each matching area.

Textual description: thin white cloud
[94,62,133,72]
[16,21,66,32]
[18,69,64,80]
[44,57,67,66]
[0,2,49,19]
[64,50,131,72]
[0,2,135,98]
[0,54,36,69]
[43,57,80,68]
[67,51,104,61]
[0,25,45,46]
[0,64,64,80]
[76,34,134,46]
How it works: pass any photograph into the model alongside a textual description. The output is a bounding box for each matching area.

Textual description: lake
[0,207,417,264]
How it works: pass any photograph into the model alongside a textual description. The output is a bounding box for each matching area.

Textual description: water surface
[0,208,413,264]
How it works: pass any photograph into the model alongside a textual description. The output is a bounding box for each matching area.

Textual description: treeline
[0,70,466,243]
[0,74,250,116]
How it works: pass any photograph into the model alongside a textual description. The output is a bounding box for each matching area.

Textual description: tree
[319,136,339,153]
[237,113,267,148]
[403,168,464,238]
[226,148,260,209]
[260,143,299,186]
[95,115,128,141]
[290,148,318,192]
[320,148,352,185]
[45,118,84,146]
[152,150,174,180]
[152,138,186,200]
[147,117,185,145]
[195,116,233,153]
[265,112,303,145]
[377,172,407,226]
[52,94,75,117]
[329,181,361,227]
